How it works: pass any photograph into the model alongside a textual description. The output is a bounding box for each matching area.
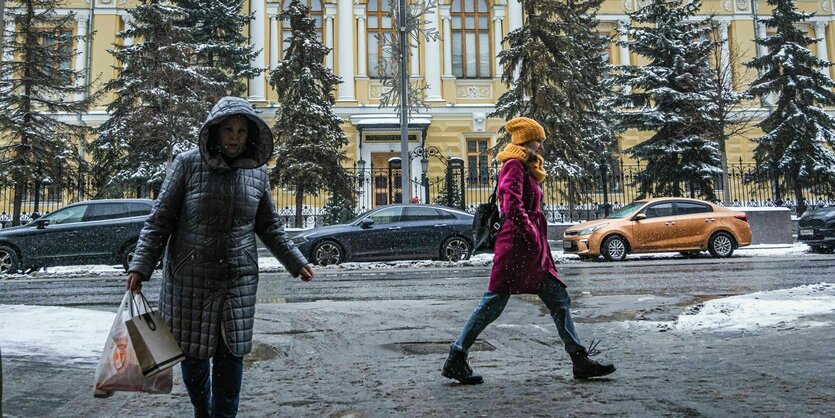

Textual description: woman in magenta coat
[442,117,616,384]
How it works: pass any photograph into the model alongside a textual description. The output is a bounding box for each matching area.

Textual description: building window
[451,0,491,79]
[39,30,72,82]
[466,138,490,185]
[281,0,323,54]
[367,0,393,78]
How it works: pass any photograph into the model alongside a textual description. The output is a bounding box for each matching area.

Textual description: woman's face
[218,116,249,155]
[525,139,544,156]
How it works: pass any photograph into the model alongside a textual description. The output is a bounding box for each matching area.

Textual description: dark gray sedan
[293,204,474,265]
[0,199,153,273]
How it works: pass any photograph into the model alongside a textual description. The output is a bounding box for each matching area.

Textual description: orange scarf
[496,144,546,183]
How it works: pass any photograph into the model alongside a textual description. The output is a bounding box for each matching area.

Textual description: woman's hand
[126,272,143,292]
[298,264,314,282]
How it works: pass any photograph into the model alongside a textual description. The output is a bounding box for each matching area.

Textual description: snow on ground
[0,304,114,365]
[671,283,835,333]
[0,243,819,279]
[2,283,833,366]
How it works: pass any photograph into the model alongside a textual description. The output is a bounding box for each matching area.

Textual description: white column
[121,15,134,47]
[424,3,442,100]
[718,21,732,89]
[337,0,355,101]
[270,15,279,70]
[756,21,768,61]
[75,14,88,95]
[815,21,830,77]
[441,6,453,78]
[356,10,367,78]
[492,5,506,79]
[507,0,523,33]
[325,4,336,71]
[618,19,631,95]
[249,0,267,101]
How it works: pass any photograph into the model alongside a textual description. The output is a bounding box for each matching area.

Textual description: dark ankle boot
[442,349,484,384]
[569,340,616,379]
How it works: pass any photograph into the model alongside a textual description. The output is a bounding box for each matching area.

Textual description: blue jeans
[452,277,584,355]
[180,339,244,418]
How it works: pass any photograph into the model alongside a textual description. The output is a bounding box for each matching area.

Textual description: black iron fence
[2,158,834,228]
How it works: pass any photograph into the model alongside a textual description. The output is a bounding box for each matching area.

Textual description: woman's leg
[211,341,245,418]
[538,277,584,354]
[180,357,212,418]
[451,292,511,354]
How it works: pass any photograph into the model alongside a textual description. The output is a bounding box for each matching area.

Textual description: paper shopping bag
[126,291,185,377]
[93,291,173,397]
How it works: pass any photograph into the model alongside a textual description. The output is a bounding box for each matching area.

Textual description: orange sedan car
[562,198,752,261]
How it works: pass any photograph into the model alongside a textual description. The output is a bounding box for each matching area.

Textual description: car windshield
[606,201,646,219]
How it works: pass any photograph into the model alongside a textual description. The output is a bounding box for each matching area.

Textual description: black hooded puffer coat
[128,97,308,359]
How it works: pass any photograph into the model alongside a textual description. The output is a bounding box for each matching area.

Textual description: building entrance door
[371,152,402,207]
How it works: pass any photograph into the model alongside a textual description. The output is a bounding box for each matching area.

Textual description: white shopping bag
[93,291,173,398]
[126,291,185,377]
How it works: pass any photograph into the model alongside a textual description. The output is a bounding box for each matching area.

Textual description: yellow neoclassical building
[3,0,835,216]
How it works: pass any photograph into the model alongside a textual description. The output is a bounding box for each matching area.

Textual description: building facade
[3,0,835,217]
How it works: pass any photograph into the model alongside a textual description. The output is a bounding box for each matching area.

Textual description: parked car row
[2,195,828,273]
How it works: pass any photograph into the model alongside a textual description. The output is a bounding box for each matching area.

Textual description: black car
[0,199,154,273]
[798,206,835,253]
[293,204,475,265]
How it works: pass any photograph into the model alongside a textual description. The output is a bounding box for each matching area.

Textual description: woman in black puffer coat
[127,97,313,418]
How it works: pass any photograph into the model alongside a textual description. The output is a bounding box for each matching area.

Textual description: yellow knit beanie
[506,117,545,145]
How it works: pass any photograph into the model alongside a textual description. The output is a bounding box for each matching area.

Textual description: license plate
[563,240,573,249]
[799,229,814,237]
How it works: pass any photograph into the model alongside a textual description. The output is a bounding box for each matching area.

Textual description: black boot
[442,349,484,384]
[569,340,616,379]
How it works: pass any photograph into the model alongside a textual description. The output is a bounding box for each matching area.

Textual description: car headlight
[578,223,608,235]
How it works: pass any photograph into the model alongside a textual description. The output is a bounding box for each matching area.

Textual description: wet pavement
[1,255,834,416]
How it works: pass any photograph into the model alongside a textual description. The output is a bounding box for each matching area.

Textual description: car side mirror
[632,213,647,222]
[35,218,50,229]
[360,218,374,228]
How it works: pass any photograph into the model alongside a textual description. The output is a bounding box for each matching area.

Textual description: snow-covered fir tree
[611,0,721,199]
[747,0,835,215]
[269,0,352,228]
[175,0,260,98]
[92,0,224,197]
[0,0,96,226]
[490,0,615,209]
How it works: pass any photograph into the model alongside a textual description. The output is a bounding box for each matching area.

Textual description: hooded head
[199,97,274,170]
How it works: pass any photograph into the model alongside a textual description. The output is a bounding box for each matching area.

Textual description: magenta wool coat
[488,159,565,294]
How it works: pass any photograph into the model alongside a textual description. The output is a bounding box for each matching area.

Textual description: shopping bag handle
[129,291,157,331]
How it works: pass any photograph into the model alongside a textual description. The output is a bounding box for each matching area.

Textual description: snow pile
[0,305,114,365]
[672,283,835,333]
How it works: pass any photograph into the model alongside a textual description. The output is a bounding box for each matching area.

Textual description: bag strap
[128,291,158,331]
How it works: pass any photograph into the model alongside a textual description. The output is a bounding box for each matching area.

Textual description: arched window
[281,0,323,53]
[451,0,491,78]
[367,0,393,78]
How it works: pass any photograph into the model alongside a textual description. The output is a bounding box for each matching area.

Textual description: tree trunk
[794,180,805,217]
[295,186,304,228]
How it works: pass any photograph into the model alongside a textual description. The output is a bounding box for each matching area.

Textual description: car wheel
[0,245,21,274]
[601,235,628,262]
[708,232,735,258]
[679,251,701,259]
[122,243,137,272]
[312,240,343,266]
[441,237,472,262]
